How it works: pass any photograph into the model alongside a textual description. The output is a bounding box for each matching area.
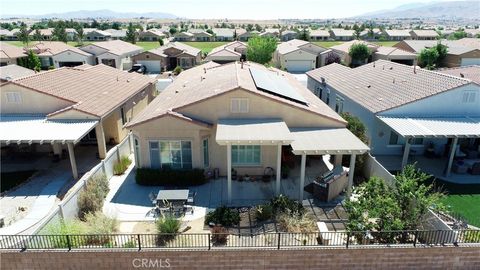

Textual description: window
[134,138,140,166]
[335,95,344,113]
[412,138,424,145]
[230,98,249,113]
[389,131,399,145]
[326,89,330,105]
[232,145,261,166]
[203,138,209,168]
[120,106,127,125]
[462,90,477,103]
[150,140,192,169]
[5,92,22,103]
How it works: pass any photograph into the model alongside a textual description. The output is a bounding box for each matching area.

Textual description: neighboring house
[259,28,280,38]
[359,28,382,40]
[438,65,480,85]
[409,29,439,40]
[307,60,480,180]
[212,28,234,41]
[174,31,194,42]
[85,29,112,41]
[0,42,26,66]
[28,28,53,40]
[383,30,411,41]
[280,30,298,41]
[187,29,213,41]
[0,64,35,81]
[329,29,355,41]
[126,61,368,203]
[0,64,156,179]
[65,28,78,41]
[80,40,143,70]
[464,28,480,38]
[132,42,201,72]
[309,29,330,41]
[273,39,329,72]
[105,29,127,40]
[139,29,165,41]
[205,41,247,64]
[238,30,259,41]
[394,39,480,67]
[8,28,20,40]
[329,40,378,66]
[0,29,14,41]
[30,41,94,69]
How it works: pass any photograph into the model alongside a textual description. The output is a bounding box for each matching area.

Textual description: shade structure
[289,128,369,155]
[377,116,480,138]
[216,119,294,145]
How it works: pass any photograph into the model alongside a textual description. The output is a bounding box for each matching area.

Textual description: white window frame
[202,138,209,168]
[5,92,22,104]
[149,139,193,169]
[231,145,261,166]
[335,95,344,113]
[230,98,249,113]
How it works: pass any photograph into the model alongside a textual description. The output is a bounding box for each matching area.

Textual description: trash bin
[214,168,220,179]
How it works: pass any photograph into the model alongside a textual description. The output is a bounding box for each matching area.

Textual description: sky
[0,0,449,19]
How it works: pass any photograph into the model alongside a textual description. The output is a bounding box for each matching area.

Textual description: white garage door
[461,58,480,66]
[285,60,312,73]
[137,60,161,73]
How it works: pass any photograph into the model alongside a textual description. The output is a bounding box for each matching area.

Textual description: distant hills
[1,9,177,19]
[355,1,480,20]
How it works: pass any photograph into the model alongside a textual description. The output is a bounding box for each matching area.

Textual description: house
[187,29,213,41]
[80,40,143,70]
[0,64,156,179]
[28,28,53,40]
[8,28,20,40]
[174,31,195,42]
[212,28,234,41]
[309,29,330,41]
[359,28,382,40]
[139,29,165,41]
[205,41,247,64]
[280,30,298,41]
[0,29,15,41]
[329,29,355,41]
[464,28,480,38]
[383,30,411,41]
[307,60,480,181]
[105,29,127,40]
[0,64,35,81]
[394,39,480,67]
[132,42,201,72]
[438,65,480,85]
[238,30,259,41]
[409,29,439,40]
[259,28,280,38]
[273,39,329,72]
[65,28,78,41]
[126,61,369,203]
[85,29,112,41]
[30,41,94,69]
[329,40,378,66]
[0,42,26,66]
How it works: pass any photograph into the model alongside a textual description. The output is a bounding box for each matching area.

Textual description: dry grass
[276,212,317,233]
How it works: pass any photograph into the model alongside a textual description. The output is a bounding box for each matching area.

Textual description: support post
[95,122,107,159]
[401,138,411,169]
[347,154,356,198]
[276,144,282,196]
[334,154,343,168]
[67,142,78,180]
[445,137,458,177]
[227,144,232,205]
[299,153,306,201]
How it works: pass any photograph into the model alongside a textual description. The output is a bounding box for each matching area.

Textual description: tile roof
[330,40,379,54]
[306,60,472,113]
[410,29,439,37]
[212,28,234,37]
[30,41,92,57]
[0,64,35,81]
[374,46,416,57]
[83,40,142,56]
[208,41,245,57]
[438,65,480,85]
[330,29,354,37]
[276,39,311,54]
[396,39,480,54]
[309,29,330,37]
[0,42,26,59]
[28,28,53,36]
[8,64,155,117]
[384,29,411,37]
[148,42,201,57]
[128,61,345,127]
[105,29,127,37]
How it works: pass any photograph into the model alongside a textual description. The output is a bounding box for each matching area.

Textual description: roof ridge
[12,66,68,81]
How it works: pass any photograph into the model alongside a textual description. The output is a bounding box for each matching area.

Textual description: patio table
[156,189,189,206]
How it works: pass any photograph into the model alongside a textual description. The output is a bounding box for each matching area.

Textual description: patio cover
[377,116,480,138]
[216,119,294,145]
[0,115,98,144]
[289,128,370,155]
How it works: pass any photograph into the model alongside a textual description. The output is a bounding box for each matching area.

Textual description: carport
[0,115,98,180]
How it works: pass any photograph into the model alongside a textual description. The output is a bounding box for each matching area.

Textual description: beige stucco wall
[1,83,74,114]
[444,50,480,68]
[52,50,94,68]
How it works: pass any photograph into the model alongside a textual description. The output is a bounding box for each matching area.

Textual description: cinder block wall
[1,247,479,270]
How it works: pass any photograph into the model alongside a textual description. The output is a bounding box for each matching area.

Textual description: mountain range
[1,9,177,19]
[355,1,479,20]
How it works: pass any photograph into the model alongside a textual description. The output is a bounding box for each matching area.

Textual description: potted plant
[281,166,290,179]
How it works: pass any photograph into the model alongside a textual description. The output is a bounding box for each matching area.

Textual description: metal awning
[290,128,370,155]
[216,119,294,145]
[377,116,480,138]
[0,115,98,145]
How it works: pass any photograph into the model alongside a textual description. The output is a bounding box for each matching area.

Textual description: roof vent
[204,68,206,74]
[378,97,383,101]
[367,85,371,88]
[389,67,393,70]
[460,73,465,78]
[393,78,395,84]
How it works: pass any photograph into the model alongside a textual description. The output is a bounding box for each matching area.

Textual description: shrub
[464,230,480,243]
[156,215,181,245]
[205,206,240,227]
[136,168,207,186]
[255,204,273,222]
[211,226,228,246]
[42,219,86,248]
[83,211,119,234]
[276,212,317,233]
[113,156,132,175]
[123,240,137,248]
[270,195,304,216]
[173,66,182,75]
[77,174,109,220]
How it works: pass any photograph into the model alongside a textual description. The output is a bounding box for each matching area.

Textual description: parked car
[129,64,147,74]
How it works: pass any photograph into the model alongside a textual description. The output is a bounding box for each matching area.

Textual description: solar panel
[249,68,308,105]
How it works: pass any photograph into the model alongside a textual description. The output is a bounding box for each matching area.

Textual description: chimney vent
[460,73,465,78]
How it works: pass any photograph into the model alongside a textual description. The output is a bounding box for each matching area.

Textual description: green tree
[298,28,310,41]
[33,29,43,41]
[24,50,41,72]
[158,38,164,46]
[449,31,467,40]
[75,25,84,45]
[169,27,177,35]
[17,23,30,46]
[418,47,439,70]
[348,43,371,67]
[340,112,368,177]
[246,36,277,65]
[435,42,448,67]
[52,21,68,43]
[126,22,137,44]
